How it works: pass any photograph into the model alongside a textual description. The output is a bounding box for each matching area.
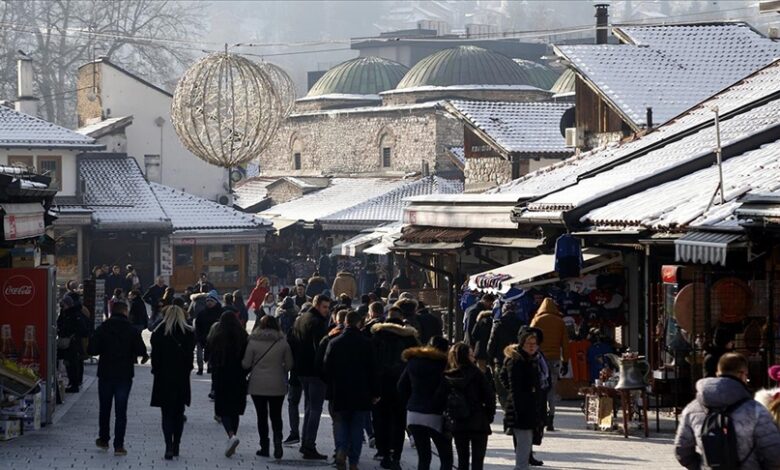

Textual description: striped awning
[674,231,745,267]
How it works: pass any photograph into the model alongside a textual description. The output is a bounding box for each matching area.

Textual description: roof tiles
[0,106,100,149]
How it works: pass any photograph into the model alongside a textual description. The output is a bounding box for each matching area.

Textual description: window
[291,136,303,170]
[382,147,392,168]
[38,156,62,190]
[378,130,395,169]
[8,155,33,168]
[174,246,193,267]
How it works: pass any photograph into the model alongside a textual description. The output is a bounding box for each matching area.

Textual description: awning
[393,241,464,252]
[332,231,383,257]
[473,236,544,249]
[1,203,45,240]
[468,248,622,294]
[674,231,745,267]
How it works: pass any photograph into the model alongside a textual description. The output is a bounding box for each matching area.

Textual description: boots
[256,437,270,457]
[273,437,283,459]
[545,414,555,432]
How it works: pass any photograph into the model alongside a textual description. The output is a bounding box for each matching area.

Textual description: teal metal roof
[512,59,561,90]
[306,56,409,97]
[551,68,576,94]
[396,46,538,89]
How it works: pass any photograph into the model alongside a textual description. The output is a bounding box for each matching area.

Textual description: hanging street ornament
[171,51,294,168]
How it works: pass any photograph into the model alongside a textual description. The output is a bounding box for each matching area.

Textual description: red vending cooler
[0,267,57,424]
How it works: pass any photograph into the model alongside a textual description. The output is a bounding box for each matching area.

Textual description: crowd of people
[57,266,569,469]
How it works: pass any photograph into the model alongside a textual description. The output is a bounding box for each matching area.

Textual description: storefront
[171,242,252,292]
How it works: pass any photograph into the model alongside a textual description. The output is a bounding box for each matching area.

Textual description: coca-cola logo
[3,276,35,307]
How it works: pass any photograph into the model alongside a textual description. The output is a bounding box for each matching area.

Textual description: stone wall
[464,155,512,192]
[76,63,103,127]
[266,181,304,204]
[258,107,463,176]
[382,88,551,106]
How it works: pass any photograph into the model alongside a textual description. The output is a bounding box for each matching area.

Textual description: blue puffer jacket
[397,346,447,415]
[675,376,780,470]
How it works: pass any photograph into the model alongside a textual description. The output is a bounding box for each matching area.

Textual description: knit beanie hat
[206,290,220,303]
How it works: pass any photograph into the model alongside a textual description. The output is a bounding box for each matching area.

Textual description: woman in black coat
[208,311,249,458]
[499,327,549,470]
[398,336,453,470]
[150,305,196,460]
[56,296,89,393]
[443,342,495,470]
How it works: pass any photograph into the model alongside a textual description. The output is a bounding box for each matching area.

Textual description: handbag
[246,338,280,379]
[57,335,74,350]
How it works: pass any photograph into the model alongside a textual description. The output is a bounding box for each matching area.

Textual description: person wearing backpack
[443,342,495,470]
[675,353,780,470]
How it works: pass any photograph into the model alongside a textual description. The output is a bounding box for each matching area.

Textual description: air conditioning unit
[565,127,579,147]
[217,193,234,206]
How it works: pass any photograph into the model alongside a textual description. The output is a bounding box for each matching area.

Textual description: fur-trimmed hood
[477,310,494,322]
[335,271,355,279]
[755,387,780,408]
[249,328,284,343]
[371,321,418,338]
[307,276,326,285]
[402,346,447,362]
[504,344,537,362]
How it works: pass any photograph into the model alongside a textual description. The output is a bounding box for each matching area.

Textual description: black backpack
[444,383,472,430]
[700,397,751,469]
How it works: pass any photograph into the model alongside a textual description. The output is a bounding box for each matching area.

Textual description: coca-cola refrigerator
[0,267,57,424]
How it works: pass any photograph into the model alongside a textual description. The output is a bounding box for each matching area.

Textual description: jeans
[453,433,488,470]
[408,424,453,470]
[288,379,302,437]
[329,401,343,453]
[161,404,185,449]
[98,377,133,449]
[251,395,284,443]
[335,410,368,466]
[222,414,240,436]
[545,359,561,422]
[373,396,406,460]
[512,429,533,470]
[195,343,205,372]
[299,376,326,449]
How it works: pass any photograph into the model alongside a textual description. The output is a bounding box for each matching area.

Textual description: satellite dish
[559,106,576,137]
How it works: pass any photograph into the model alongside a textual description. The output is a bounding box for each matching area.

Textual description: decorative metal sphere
[259,61,296,119]
[171,52,292,168]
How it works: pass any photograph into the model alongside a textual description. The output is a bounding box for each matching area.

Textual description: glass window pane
[38,156,61,190]
[174,246,193,266]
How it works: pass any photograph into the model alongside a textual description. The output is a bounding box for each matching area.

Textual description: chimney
[646,107,653,130]
[421,160,430,177]
[595,4,610,45]
[16,55,38,116]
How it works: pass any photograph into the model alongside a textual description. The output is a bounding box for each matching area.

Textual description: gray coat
[674,376,780,470]
[241,328,293,397]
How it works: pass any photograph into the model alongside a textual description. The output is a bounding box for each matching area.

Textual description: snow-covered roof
[289,100,444,118]
[523,95,780,215]
[489,58,780,200]
[260,177,411,223]
[76,116,133,138]
[381,84,547,95]
[319,176,463,228]
[584,138,780,231]
[296,93,382,102]
[448,100,573,154]
[556,23,780,129]
[0,106,102,150]
[150,182,270,232]
[79,155,171,231]
[233,177,276,210]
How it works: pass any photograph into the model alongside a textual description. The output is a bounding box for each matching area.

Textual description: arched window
[291,136,303,170]
[378,131,395,168]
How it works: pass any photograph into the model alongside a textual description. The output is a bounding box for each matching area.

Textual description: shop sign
[661,265,680,284]
[180,238,197,245]
[2,275,35,307]
[3,213,44,241]
[160,237,173,276]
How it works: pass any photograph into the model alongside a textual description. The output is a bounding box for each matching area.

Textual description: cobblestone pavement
[0,329,681,469]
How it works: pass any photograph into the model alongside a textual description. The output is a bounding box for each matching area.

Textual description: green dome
[396,46,538,89]
[551,68,576,94]
[512,59,561,90]
[307,56,409,97]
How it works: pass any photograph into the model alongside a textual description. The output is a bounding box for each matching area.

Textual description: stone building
[256,46,553,179]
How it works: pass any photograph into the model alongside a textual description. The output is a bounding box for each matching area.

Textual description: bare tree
[0,0,205,126]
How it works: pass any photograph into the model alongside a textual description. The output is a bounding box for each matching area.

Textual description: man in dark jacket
[464,294,496,347]
[87,301,148,455]
[323,310,378,470]
[289,294,331,460]
[305,271,329,299]
[370,310,419,468]
[105,265,125,298]
[127,290,148,333]
[194,272,215,293]
[195,292,221,377]
[487,302,524,408]
[57,296,90,392]
[416,301,443,346]
[143,276,168,324]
